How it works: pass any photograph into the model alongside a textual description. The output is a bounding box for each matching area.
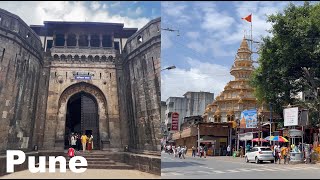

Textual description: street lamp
[263,122,272,145]
[195,121,200,157]
[235,114,240,151]
[161,65,176,71]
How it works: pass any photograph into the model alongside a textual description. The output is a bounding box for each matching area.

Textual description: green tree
[250,1,320,126]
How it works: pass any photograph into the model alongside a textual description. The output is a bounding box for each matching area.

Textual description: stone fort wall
[0,8,44,152]
[117,17,161,152]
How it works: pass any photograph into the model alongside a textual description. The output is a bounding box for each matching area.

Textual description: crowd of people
[164,144,230,158]
[67,132,94,157]
[164,145,187,159]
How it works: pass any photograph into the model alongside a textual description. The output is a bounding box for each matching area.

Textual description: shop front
[172,122,231,156]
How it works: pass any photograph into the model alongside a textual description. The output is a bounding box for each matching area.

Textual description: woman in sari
[87,135,94,152]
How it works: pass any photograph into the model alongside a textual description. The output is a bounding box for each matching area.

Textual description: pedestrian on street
[185,146,188,155]
[273,145,279,164]
[180,146,185,159]
[192,146,196,157]
[204,145,208,158]
[199,146,204,158]
[246,144,251,154]
[282,146,289,164]
[227,145,231,156]
[277,146,282,164]
[240,146,244,158]
[177,146,182,158]
[166,145,170,154]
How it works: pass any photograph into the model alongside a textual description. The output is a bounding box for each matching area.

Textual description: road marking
[200,166,214,170]
[161,173,168,176]
[274,167,290,171]
[289,166,307,170]
[197,170,212,174]
[226,170,240,173]
[170,172,183,176]
[259,168,277,171]
[237,168,253,172]
[212,170,226,174]
[251,168,264,171]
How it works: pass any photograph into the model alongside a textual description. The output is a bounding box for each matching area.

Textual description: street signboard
[240,109,257,128]
[284,107,299,126]
[171,112,179,131]
[239,132,253,141]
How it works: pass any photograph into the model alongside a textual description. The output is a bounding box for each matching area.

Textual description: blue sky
[0,1,160,28]
[161,1,308,101]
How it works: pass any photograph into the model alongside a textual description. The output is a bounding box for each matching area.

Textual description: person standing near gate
[81,132,88,153]
[88,134,94,152]
[71,133,77,150]
[76,133,81,153]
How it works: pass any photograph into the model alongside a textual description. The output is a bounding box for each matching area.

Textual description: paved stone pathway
[1,169,160,179]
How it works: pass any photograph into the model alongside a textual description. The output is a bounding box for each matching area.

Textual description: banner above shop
[171,112,179,131]
[240,109,257,128]
[239,132,254,141]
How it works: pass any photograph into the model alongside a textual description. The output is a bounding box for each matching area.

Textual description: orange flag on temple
[241,14,252,22]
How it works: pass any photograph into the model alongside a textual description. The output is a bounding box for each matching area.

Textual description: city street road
[161,152,320,179]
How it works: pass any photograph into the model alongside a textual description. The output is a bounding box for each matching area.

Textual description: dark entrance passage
[65,92,100,149]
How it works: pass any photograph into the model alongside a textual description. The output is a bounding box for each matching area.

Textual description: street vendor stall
[289,129,304,162]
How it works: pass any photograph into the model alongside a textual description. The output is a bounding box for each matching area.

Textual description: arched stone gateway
[54,82,110,150]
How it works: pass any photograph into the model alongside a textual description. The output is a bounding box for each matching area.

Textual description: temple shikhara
[203,37,257,124]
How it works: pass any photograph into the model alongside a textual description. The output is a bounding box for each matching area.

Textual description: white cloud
[110,2,121,8]
[162,2,191,24]
[91,1,101,10]
[192,2,235,32]
[161,31,173,49]
[161,58,233,101]
[135,7,143,16]
[0,1,150,28]
[187,41,208,54]
[186,31,200,39]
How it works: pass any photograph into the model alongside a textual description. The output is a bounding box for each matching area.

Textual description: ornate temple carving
[203,37,257,123]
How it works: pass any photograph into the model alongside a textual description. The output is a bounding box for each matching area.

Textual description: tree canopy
[250,1,320,126]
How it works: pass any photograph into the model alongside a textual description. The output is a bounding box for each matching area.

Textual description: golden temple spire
[230,37,254,80]
[240,37,250,50]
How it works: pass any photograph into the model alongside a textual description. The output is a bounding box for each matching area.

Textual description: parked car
[245,146,274,164]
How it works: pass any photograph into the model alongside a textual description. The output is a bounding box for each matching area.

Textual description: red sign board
[171,112,179,131]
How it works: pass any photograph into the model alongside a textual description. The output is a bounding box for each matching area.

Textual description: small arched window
[137,35,143,44]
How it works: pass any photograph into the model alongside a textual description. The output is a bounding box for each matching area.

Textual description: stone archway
[54,82,110,150]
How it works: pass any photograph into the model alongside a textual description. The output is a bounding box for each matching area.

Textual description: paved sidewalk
[0,169,160,179]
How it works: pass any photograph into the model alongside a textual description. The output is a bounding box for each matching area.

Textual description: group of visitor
[271,145,289,164]
[164,144,187,159]
[68,132,94,157]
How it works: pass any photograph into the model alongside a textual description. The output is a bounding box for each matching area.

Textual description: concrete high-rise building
[164,92,214,140]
